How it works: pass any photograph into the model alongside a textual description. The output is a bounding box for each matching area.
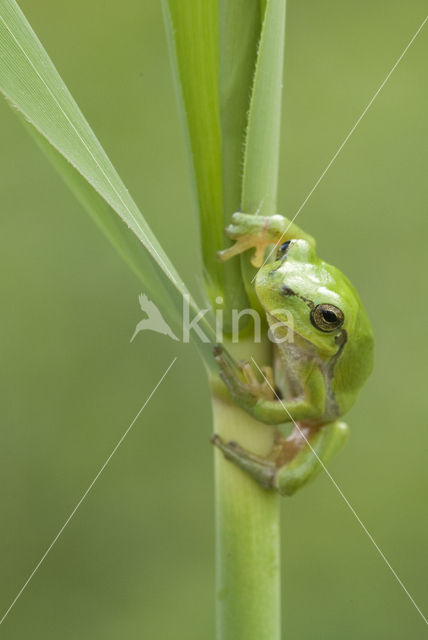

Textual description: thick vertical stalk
[213,390,280,640]
[163,0,287,637]
[214,1,286,638]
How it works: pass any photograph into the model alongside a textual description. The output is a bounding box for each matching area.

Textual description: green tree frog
[212,212,374,496]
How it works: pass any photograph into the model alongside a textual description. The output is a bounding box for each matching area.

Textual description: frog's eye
[310,304,344,332]
[276,241,291,259]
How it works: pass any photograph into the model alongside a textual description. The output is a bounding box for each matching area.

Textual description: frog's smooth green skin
[213,212,374,495]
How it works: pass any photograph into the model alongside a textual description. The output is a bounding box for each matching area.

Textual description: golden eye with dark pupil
[310,303,344,332]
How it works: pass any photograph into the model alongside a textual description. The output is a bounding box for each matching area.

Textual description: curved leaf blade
[0,0,187,301]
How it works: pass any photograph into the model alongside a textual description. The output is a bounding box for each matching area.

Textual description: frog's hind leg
[211,421,349,496]
[210,434,277,489]
[273,421,348,495]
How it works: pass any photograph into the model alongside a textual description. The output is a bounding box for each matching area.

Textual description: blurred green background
[1,1,427,637]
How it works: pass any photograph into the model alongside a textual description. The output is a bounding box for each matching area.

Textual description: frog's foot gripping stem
[217,212,278,268]
[217,212,315,267]
[214,344,323,425]
[211,434,276,489]
[213,344,275,412]
[211,421,349,496]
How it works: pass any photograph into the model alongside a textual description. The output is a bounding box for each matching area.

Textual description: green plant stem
[163,0,286,636]
[214,1,286,638]
[212,333,280,640]
[212,391,281,640]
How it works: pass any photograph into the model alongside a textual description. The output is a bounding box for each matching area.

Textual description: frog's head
[255,239,374,366]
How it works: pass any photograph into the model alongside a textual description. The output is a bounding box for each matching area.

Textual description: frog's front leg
[217,212,315,267]
[212,421,349,496]
[214,345,324,425]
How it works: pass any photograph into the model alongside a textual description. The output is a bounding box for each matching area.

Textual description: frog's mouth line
[280,284,315,310]
[262,284,315,346]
